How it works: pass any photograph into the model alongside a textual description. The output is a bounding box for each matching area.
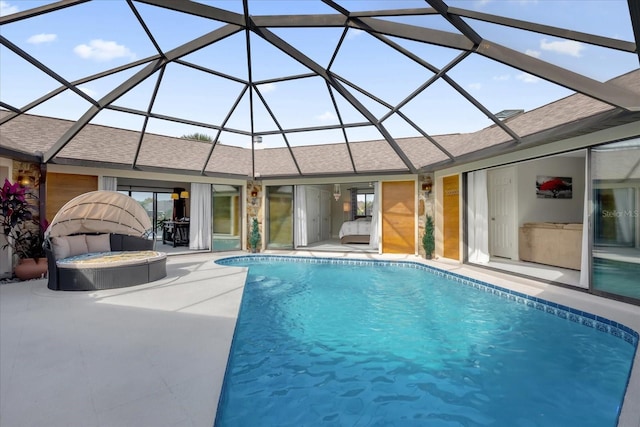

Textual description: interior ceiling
[0,0,638,179]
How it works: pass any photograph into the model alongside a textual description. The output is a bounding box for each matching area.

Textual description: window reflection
[267,186,293,249]
[212,185,241,251]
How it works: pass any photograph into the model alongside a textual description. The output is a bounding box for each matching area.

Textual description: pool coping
[216,254,639,427]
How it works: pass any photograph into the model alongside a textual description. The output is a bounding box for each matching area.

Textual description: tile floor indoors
[1,251,639,427]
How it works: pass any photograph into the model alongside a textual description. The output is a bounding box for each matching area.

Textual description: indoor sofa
[518,222,583,270]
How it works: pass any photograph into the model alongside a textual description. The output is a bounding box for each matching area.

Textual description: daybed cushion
[86,233,111,253]
[56,251,166,269]
[66,234,89,257]
[51,236,71,260]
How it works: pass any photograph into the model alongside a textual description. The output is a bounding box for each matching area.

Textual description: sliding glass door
[212,185,241,252]
[267,185,293,249]
[120,191,174,241]
[591,139,640,302]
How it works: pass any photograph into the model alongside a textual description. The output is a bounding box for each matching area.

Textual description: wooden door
[46,173,98,222]
[382,181,415,254]
[443,175,460,260]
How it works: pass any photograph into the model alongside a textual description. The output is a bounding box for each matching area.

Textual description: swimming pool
[215,256,638,426]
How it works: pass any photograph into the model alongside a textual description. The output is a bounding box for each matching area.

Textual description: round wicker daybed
[44,191,167,291]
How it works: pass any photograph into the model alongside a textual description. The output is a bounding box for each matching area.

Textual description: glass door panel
[129,191,154,239]
[591,139,640,302]
[156,193,174,241]
[594,188,635,246]
[267,185,293,249]
[212,185,241,251]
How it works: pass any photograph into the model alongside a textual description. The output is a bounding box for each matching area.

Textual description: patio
[0,252,246,427]
[1,252,639,427]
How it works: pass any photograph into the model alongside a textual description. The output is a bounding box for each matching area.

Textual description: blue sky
[0,0,637,149]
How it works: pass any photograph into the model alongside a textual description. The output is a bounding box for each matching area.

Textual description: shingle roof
[1,69,639,177]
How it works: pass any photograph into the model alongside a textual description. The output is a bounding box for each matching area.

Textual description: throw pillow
[86,233,111,253]
[67,234,89,257]
[51,236,71,260]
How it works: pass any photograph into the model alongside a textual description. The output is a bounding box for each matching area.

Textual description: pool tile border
[217,255,639,347]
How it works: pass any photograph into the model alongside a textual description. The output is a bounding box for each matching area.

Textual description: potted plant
[1,178,48,280]
[249,218,261,253]
[422,214,435,260]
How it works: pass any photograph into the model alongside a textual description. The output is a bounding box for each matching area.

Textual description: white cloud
[347,29,364,40]
[73,39,136,62]
[525,49,541,58]
[540,38,585,57]
[493,74,510,81]
[516,73,540,84]
[27,33,57,44]
[78,86,97,98]
[0,1,19,16]
[468,83,482,91]
[316,111,336,122]
[258,83,276,93]
[480,0,538,6]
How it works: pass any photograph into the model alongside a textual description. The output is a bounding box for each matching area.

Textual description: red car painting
[536,176,573,199]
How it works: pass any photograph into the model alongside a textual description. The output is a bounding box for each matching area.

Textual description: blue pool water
[215,257,637,427]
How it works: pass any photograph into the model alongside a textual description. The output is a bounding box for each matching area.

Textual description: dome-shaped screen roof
[46,191,152,238]
[1,1,638,178]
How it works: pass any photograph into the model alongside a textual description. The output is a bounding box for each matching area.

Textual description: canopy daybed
[44,191,167,291]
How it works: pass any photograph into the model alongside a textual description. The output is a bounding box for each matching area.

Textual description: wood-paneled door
[381,181,415,254]
[46,173,98,222]
[443,175,460,260]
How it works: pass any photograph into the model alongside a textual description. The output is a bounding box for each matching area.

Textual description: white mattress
[339,220,371,239]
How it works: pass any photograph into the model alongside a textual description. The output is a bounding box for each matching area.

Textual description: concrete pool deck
[1,251,638,427]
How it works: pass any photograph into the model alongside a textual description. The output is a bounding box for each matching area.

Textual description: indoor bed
[339,218,371,244]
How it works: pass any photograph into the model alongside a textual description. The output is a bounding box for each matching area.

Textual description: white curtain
[294,186,307,247]
[467,170,490,263]
[579,156,590,288]
[369,182,380,248]
[100,176,117,191]
[189,183,211,250]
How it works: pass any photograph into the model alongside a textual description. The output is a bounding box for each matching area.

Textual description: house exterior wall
[434,121,640,262]
[417,174,434,259]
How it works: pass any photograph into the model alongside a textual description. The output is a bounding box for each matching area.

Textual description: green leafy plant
[181,133,213,142]
[249,218,261,252]
[422,214,435,259]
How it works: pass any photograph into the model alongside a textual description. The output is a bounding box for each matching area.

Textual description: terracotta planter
[14,258,48,281]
